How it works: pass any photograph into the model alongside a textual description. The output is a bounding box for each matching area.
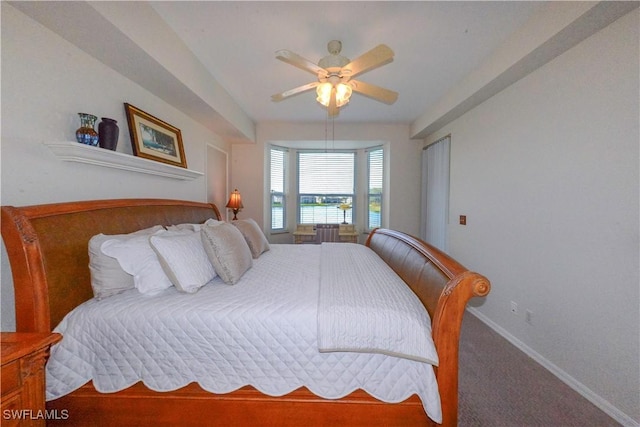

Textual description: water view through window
[271,205,380,226]
[269,146,384,231]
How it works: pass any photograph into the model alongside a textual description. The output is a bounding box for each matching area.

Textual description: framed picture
[124,103,187,168]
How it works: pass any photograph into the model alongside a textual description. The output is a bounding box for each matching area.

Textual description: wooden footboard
[366,229,491,426]
[46,384,431,427]
[1,199,490,426]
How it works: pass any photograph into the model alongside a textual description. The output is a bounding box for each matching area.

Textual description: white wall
[0,4,422,329]
[231,121,422,241]
[0,5,230,331]
[426,10,639,424]
[3,2,637,423]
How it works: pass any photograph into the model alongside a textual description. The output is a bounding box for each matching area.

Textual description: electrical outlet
[526,310,533,324]
[510,301,518,314]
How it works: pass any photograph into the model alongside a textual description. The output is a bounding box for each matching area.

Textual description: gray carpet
[458,313,620,426]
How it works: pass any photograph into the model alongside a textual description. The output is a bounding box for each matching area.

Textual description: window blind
[367,148,383,229]
[298,151,355,224]
[270,147,286,230]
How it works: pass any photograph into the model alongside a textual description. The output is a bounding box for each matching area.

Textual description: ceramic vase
[75,113,99,146]
[98,117,119,150]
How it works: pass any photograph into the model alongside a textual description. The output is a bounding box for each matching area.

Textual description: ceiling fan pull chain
[324,112,328,153]
[332,115,335,151]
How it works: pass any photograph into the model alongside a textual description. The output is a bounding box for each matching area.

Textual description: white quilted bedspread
[46,244,442,423]
[318,243,439,365]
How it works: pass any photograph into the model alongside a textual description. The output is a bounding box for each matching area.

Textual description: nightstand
[1,332,62,426]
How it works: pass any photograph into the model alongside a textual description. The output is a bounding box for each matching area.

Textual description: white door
[420,136,450,251]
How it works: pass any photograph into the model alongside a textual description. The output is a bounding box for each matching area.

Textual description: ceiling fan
[271,40,398,117]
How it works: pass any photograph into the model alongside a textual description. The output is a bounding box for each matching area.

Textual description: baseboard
[466,307,639,427]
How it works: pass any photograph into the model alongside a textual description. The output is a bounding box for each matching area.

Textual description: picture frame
[124,103,187,168]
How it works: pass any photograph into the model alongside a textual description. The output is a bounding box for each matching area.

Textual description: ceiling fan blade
[341,44,394,79]
[328,87,339,117]
[276,49,328,77]
[350,80,398,105]
[271,82,319,102]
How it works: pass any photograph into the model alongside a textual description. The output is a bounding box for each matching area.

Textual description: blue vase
[75,113,99,146]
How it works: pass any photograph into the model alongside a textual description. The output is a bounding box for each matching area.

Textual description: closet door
[420,136,450,251]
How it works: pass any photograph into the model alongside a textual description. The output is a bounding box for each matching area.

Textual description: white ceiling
[11,1,636,141]
[150,1,543,124]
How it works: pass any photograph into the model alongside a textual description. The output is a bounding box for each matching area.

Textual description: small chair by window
[339,224,359,243]
[293,224,316,244]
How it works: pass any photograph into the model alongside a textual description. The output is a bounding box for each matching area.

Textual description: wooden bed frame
[1,198,490,426]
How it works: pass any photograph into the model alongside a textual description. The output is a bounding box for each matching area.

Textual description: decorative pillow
[88,225,164,299]
[200,223,252,285]
[150,231,216,293]
[166,218,221,232]
[232,218,270,259]
[101,229,175,295]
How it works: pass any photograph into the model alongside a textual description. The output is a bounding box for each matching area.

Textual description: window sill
[44,141,203,180]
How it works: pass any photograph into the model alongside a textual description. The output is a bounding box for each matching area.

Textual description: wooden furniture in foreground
[1,198,490,426]
[1,332,62,426]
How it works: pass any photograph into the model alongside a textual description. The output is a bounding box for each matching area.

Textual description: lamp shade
[316,82,332,106]
[226,189,243,209]
[316,82,352,108]
[335,83,352,107]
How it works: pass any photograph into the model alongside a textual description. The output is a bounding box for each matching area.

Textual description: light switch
[459,215,466,225]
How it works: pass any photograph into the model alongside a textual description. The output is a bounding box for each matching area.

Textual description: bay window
[268,144,384,232]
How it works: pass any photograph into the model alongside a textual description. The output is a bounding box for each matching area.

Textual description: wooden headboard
[1,199,221,332]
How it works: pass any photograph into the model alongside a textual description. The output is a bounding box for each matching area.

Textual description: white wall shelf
[44,141,203,180]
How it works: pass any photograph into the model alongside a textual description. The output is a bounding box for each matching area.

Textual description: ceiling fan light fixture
[274,41,396,114]
[316,82,352,108]
[336,83,352,107]
[316,82,332,106]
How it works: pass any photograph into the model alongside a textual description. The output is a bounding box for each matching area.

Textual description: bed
[1,198,490,426]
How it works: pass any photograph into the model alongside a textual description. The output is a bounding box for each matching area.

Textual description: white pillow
[101,229,175,295]
[150,231,216,293]
[165,218,221,232]
[232,218,270,259]
[200,223,252,285]
[88,225,164,299]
